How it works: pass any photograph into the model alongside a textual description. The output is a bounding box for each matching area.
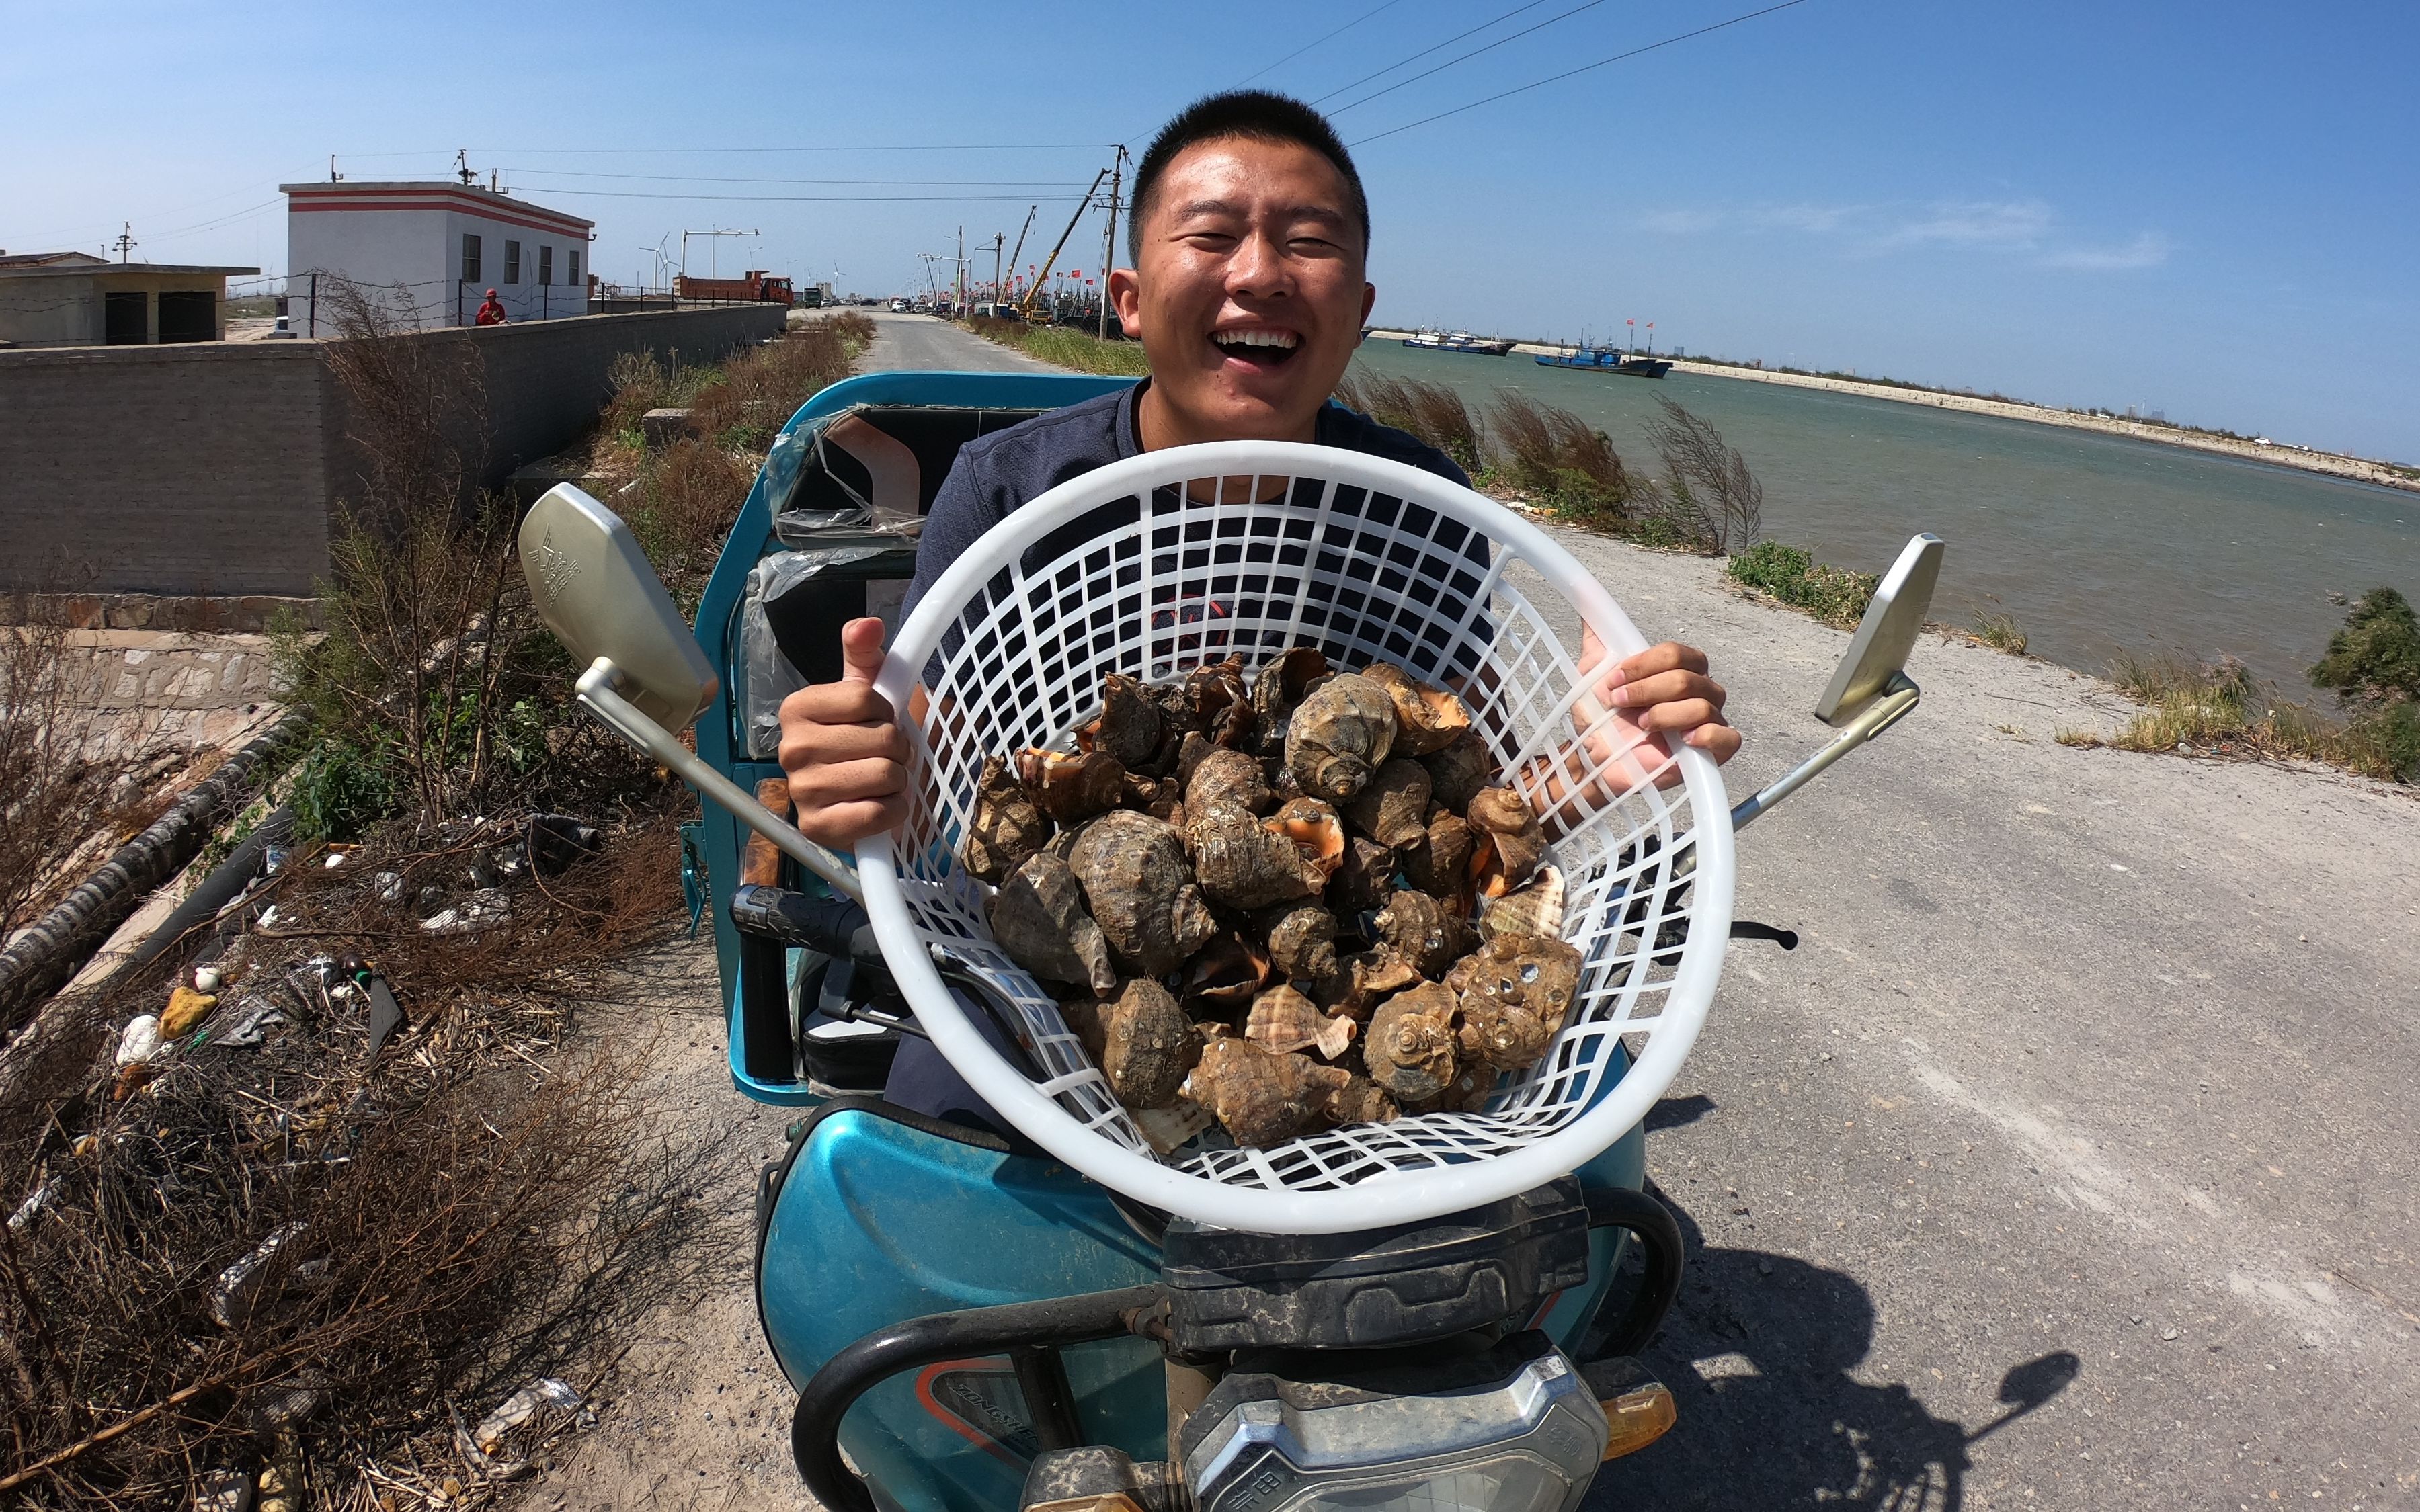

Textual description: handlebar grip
[729,884,881,963]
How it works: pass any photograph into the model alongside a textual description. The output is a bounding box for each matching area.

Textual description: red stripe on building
[286,192,592,238]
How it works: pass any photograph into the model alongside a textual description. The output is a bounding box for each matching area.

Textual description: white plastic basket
[864,440,1732,1234]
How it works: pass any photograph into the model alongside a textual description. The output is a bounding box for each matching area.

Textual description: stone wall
[0,304,785,597]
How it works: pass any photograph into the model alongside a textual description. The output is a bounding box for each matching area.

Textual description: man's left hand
[1594,630,1740,770]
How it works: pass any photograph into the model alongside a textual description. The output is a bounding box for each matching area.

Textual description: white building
[282,182,596,333]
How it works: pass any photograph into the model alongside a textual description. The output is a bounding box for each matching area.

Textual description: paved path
[854,308,1063,375]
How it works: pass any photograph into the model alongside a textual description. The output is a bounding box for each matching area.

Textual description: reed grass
[968,317,1151,377]
[2068,651,2404,778]
[1970,607,2029,655]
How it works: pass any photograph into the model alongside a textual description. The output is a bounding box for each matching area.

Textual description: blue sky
[5,0,2415,460]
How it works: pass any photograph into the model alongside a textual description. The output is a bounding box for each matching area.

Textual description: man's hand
[776,618,910,848]
[1592,628,1740,772]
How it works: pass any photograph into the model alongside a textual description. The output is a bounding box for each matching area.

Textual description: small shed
[283,183,597,332]
[0,252,261,348]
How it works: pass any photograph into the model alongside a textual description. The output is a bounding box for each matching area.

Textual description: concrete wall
[0,303,784,597]
[0,269,237,347]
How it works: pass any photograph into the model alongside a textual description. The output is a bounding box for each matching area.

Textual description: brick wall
[0,304,785,597]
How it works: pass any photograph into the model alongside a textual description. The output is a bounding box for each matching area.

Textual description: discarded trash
[526,814,600,877]
[420,888,511,936]
[256,1432,304,1512]
[116,1014,164,1065]
[257,905,281,929]
[473,1376,587,1454]
[7,1181,54,1233]
[373,870,405,903]
[194,964,224,993]
[210,1220,307,1329]
[217,999,288,1048]
[323,851,348,868]
[163,984,220,1037]
[195,1466,254,1512]
[250,1369,333,1430]
[264,846,290,875]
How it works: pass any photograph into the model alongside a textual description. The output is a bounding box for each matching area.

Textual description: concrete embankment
[1363,327,2417,493]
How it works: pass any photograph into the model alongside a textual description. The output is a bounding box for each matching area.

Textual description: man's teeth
[1217,329,1299,349]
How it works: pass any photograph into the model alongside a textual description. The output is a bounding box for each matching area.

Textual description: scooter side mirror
[518,484,719,732]
[1813,533,1943,727]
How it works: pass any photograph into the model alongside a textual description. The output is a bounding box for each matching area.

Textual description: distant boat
[1535,345,1671,379]
[1404,329,1515,355]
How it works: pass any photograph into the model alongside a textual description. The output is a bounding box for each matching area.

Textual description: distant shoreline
[1364,329,2419,495]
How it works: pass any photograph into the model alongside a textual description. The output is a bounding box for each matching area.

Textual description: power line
[1348,0,1814,145]
[501,168,1092,188]
[1328,0,1609,115]
[521,188,1093,204]
[1237,0,1408,86]
[1307,0,1557,105]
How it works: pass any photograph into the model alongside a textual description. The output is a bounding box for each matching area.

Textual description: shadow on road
[1589,1186,2079,1511]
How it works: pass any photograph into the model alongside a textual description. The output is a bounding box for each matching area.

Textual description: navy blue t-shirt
[899,379,1476,634]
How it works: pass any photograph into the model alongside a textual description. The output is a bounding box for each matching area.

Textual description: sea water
[1350,341,2419,689]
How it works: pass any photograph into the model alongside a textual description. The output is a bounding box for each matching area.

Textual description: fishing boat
[1403,329,1516,355]
[1536,345,1672,379]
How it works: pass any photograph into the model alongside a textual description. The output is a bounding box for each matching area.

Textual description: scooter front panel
[758,1106,1164,1512]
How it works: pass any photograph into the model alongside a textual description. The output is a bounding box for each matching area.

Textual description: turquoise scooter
[520,370,1941,1511]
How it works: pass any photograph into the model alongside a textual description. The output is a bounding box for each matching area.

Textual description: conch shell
[1372,890,1476,980]
[960,755,1053,885]
[1097,979,1201,1109]
[1451,931,1584,1039]
[1466,786,1546,895]
[1259,903,1340,994]
[1078,673,1165,767]
[1314,949,1424,1023]
[1016,748,1127,823]
[1267,797,1346,880]
[988,853,1117,995]
[1479,865,1564,941]
[1250,646,1332,756]
[1183,1037,1352,1148]
[1318,1074,1401,1128]
[1179,657,1256,747]
[1187,808,1323,910]
[1419,729,1497,813]
[1244,984,1357,1060]
[1342,759,1432,849]
[1065,811,1217,977]
[1362,982,1460,1101]
[1284,674,1398,801]
[1183,747,1274,818]
[1133,1100,1216,1155]
[1182,931,1270,1011]
[1400,808,1474,903]
[1357,662,1474,756]
[1328,835,1397,916]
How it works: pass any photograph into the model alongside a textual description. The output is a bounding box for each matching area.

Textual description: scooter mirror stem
[1729,673,1921,833]
[575,656,865,902]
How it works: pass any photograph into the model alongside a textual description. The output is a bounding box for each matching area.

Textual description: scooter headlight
[1182,1338,1607,1512]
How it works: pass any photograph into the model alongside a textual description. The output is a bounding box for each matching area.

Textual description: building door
[158,290,216,343]
[104,290,149,345]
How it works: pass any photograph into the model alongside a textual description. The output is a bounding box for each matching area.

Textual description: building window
[567,249,581,285]
[538,245,553,286]
[462,233,482,283]
[504,240,522,284]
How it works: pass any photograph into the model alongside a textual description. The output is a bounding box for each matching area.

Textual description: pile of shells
[961,649,1578,1152]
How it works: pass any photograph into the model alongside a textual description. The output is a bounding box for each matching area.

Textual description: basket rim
[862,438,1733,1234]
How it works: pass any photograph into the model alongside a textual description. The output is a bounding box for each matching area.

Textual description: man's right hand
[776,617,910,848]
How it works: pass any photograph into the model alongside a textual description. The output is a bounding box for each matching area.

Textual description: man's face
[1113,136,1375,445]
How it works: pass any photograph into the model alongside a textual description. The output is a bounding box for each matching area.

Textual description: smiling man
[778,90,1736,847]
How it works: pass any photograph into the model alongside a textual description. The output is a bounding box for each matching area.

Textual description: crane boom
[1020,169,1110,319]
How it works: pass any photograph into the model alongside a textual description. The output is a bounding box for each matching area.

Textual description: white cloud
[1880,199,2055,249]
[2040,232,2172,271]
[1749,202,1863,234]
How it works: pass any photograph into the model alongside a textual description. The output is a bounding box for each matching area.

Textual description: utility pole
[955,226,966,317]
[1098,146,1126,341]
[112,223,136,263]
[455,149,477,187]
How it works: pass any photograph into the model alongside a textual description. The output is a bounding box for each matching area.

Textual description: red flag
[1627,319,1634,325]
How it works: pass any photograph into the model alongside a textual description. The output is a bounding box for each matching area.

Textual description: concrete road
[1513,545,2420,1511]
[854,308,1065,375]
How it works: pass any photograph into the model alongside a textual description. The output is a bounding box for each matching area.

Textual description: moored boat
[1404,328,1516,355]
[1535,345,1671,379]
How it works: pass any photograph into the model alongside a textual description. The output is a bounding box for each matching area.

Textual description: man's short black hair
[1127,90,1369,262]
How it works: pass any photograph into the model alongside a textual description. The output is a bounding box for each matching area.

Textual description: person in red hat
[473,288,508,326]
